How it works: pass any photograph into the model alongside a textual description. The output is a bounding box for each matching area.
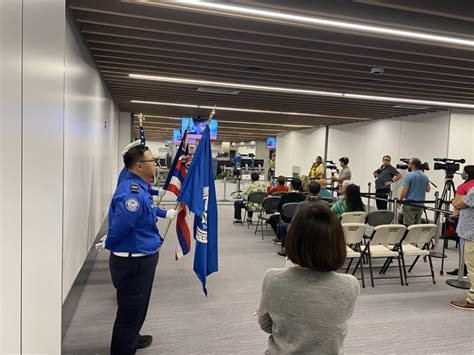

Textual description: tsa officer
[100,145,176,354]
[117,140,165,200]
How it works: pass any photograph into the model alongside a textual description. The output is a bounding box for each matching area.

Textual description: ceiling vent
[392,104,430,110]
[197,87,240,95]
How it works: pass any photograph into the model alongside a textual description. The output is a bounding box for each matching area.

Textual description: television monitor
[173,129,182,144]
[182,117,218,140]
[266,137,276,149]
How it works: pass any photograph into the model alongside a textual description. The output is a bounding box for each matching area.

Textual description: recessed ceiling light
[392,104,430,110]
[133,114,316,128]
[129,74,474,110]
[135,0,474,48]
[130,99,370,121]
[197,87,240,95]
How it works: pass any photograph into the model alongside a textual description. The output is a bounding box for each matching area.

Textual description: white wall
[448,110,474,187]
[21,1,65,352]
[0,1,22,352]
[118,112,132,169]
[277,111,474,208]
[1,4,120,352]
[62,19,119,300]
[276,127,326,177]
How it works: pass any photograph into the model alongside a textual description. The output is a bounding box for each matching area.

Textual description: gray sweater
[258,267,360,355]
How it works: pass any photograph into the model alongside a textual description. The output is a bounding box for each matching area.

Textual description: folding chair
[272,191,288,197]
[355,224,407,287]
[255,196,281,240]
[243,192,268,229]
[365,210,395,240]
[341,211,367,223]
[342,223,366,288]
[401,224,438,285]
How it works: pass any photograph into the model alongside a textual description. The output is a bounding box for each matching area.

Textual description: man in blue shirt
[399,158,430,225]
[104,145,176,354]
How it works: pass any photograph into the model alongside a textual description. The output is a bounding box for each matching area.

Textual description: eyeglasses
[138,159,157,164]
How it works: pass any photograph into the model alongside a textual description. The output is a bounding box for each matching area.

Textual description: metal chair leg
[428,255,436,284]
[359,256,365,288]
[397,257,404,286]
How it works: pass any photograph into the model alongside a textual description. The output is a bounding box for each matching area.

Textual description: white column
[118,111,133,171]
[0,1,23,353]
[21,0,65,353]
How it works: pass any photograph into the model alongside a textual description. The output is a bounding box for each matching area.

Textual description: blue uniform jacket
[118,167,159,196]
[106,171,167,254]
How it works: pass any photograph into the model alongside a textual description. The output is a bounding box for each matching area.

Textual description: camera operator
[373,155,402,210]
[399,158,430,225]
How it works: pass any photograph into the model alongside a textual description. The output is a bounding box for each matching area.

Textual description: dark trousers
[234,200,253,220]
[375,188,390,210]
[109,252,159,355]
[268,214,280,235]
[279,222,289,247]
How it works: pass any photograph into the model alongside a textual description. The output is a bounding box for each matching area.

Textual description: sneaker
[447,267,468,277]
[449,300,474,311]
[233,219,243,224]
[272,237,281,245]
[137,335,153,349]
[277,250,286,257]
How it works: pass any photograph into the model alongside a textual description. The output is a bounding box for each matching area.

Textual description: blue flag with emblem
[177,125,218,296]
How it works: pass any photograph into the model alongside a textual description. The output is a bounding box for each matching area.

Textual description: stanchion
[367,182,371,214]
[220,169,229,202]
[431,191,447,259]
[393,198,398,224]
[446,242,471,289]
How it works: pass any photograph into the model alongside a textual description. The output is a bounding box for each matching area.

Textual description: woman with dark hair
[258,205,360,354]
[331,184,365,217]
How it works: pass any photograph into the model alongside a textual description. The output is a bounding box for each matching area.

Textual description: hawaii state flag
[178,125,218,296]
[163,132,192,260]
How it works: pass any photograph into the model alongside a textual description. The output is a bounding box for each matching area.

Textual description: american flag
[163,132,192,259]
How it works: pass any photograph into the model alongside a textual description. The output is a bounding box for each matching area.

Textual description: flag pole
[161,107,216,240]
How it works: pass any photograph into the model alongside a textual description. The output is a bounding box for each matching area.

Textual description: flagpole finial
[207,105,216,124]
[138,112,145,126]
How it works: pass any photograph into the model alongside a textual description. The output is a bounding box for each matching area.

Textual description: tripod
[431,175,456,262]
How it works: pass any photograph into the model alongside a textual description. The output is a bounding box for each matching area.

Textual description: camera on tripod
[326,160,340,174]
[433,158,465,178]
[396,158,430,171]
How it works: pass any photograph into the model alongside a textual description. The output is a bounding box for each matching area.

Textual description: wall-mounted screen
[173,129,182,144]
[266,136,276,149]
[182,117,218,140]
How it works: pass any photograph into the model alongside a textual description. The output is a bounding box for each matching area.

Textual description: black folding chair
[255,196,281,240]
[278,202,299,251]
[272,191,288,197]
[244,192,268,229]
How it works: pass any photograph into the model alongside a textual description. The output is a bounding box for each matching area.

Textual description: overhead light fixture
[130,99,370,121]
[134,114,315,128]
[130,74,474,110]
[392,104,431,110]
[135,0,474,48]
[197,87,240,95]
[130,74,343,98]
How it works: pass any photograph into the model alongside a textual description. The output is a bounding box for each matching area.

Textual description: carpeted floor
[62,182,473,354]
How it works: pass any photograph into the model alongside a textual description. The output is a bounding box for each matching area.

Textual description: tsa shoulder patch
[130,183,139,193]
[125,198,140,212]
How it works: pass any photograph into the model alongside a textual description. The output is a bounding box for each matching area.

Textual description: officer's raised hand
[165,209,177,220]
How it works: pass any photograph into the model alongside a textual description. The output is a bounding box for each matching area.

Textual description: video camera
[433,158,465,178]
[396,158,430,171]
[326,160,340,174]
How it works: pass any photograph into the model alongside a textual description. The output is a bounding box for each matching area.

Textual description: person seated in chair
[331,184,365,218]
[233,172,266,224]
[277,181,331,256]
[267,175,289,195]
[317,179,333,199]
[268,178,306,242]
